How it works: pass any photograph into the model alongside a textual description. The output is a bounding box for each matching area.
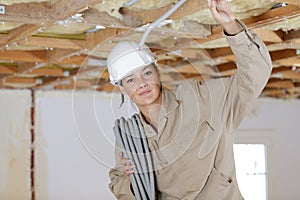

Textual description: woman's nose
[138,77,147,88]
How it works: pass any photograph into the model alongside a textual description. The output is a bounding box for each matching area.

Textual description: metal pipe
[123,0,139,7]
[124,119,150,199]
[127,118,150,192]
[133,114,155,200]
[113,119,141,200]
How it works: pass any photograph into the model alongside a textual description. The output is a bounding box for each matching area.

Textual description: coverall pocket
[196,167,235,200]
[198,121,220,159]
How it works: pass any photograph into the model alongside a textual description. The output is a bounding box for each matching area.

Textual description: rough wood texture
[0,0,300,99]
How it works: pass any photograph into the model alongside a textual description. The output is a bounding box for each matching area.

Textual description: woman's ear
[117,85,127,95]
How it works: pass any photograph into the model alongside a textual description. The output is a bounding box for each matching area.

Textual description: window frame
[234,129,276,200]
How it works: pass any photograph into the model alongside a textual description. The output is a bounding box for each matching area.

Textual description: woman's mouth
[139,90,151,96]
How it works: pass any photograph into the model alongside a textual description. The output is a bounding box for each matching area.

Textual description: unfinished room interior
[1,0,300,200]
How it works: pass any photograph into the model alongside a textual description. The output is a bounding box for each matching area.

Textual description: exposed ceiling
[0,0,300,99]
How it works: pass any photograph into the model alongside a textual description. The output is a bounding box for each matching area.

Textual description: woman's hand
[207,0,243,35]
[119,152,135,181]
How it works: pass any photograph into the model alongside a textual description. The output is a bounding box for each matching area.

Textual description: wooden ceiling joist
[196,4,300,44]
[18,36,86,50]
[270,49,299,61]
[7,24,41,44]
[0,50,47,63]
[0,65,17,74]
[266,79,295,89]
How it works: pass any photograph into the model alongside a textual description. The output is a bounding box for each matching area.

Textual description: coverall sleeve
[218,20,272,131]
[108,144,135,200]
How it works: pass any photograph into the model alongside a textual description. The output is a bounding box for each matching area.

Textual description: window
[234,144,267,200]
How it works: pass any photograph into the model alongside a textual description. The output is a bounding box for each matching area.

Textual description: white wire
[139,0,187,47]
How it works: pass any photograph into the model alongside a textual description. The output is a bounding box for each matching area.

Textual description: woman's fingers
[119,152,136,176]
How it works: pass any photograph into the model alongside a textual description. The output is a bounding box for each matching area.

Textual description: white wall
[35,91,300,200]
[35,91,135,200]
[237,98,300,200]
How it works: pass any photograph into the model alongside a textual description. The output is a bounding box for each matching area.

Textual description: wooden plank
[283,29,300,40]
[195,5,300,44]
[57,54,87,65]
[86,27,129,50]
[7,24,41,43]
[276,57,300,66]
[270,49,298,60]
[0,65,17,74]
[4,76,37,84]
[124,0,207,24]
[205,47,233,59]
[83,9,126,27]
[280,70,300,80]
[18,36,86,50]
[273,0,300,5]
[0,34,8,45]
[262,89,286,96]
[252,29,283,43]
[27,68,64,77]
[216,62,237,72]
[0,50,47,63]
[266,79,294,88]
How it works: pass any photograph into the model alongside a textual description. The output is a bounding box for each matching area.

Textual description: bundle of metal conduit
[113,114,155,200]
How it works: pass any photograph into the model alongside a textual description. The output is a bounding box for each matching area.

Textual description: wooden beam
[4,76,37,84]
[86,27,129,50]
[27,68,65,77]
[0,50,47,63]
[18,36,86,50]
[270,49,298,61]
[122,0,207,24]
[283,29,300,40]
[280,70,300,80]
[0,34,8,45]
[262,88,286,97]
[273,0,300,5]
[205,47,233,59]
[83,9,126,27]
[216,62,237,72]
[7,24,41,43]
[0,65,17,74]
[276,57,300,66]
[252,29,283,43]
[195,4,300,43]
[266,80,294,88]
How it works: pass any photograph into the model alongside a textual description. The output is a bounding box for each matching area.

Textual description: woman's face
[118,65,161,107]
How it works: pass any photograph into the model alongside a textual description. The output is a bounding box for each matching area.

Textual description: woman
[108,0,272,199]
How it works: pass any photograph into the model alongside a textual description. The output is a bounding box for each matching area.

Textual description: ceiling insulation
[0,0,300,99]
[94,0,176,19]
[0,0,59,5]
[264,16,300,31]
[42,22,95,35]
[0,22,23,32]
[171,0,275,25]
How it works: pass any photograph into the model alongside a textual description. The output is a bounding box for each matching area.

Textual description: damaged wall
[0,90,31,200]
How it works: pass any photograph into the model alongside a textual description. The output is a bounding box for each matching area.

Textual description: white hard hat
[107,41,156,85]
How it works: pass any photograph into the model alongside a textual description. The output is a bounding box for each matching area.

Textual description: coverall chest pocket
[198,120,221,159]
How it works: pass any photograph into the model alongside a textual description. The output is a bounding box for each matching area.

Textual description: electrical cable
[113,115,155,200]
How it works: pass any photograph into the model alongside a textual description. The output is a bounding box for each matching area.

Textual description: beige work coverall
[109,22,272,200]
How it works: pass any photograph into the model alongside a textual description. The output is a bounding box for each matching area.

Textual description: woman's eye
[126,78,134,84]
[144,71,153,76]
